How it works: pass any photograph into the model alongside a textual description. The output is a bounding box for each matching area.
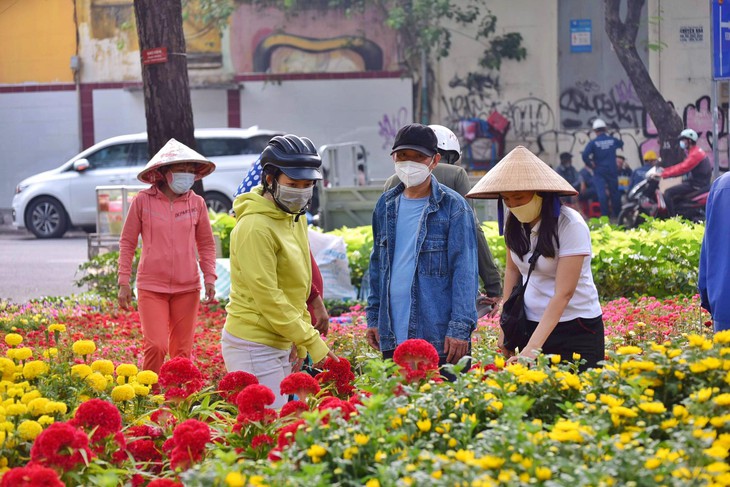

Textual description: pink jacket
[118,186,217,293]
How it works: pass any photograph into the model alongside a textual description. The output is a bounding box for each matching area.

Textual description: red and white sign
[142,47,168,65]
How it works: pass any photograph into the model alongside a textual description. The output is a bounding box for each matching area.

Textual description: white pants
[221,330,292,410]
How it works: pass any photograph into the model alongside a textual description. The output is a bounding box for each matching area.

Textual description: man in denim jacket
[365,124,479,370]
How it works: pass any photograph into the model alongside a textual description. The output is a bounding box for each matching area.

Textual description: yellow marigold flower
[550,355,561,364]
[610,406,638,418]
[225,472,245,487]
[621,360,656,373]
[638,402,667,414]
[535,466,552,480]
[374,451,386,463]
[4,334,22,347]
[42,348,58,359]
[27,398,50,416]
[72,340,96,356]
[20,390,40,404]
[47,324,66,333]
[21,361,48,380]
[687,334,712,350]
[0,431,4,447]
[477,455,504,469]
[91,360,114,376]
[85,372,108,392]
[586,393,597,403]
[12,348,32,361]
[650,343,667,353]
[71,364,92,379]
[557,372,582,390]
[645,458,661,469]
[37,415,54,426]
[617,345,642,355]
[417,419,432,432]
[390,416,402,428]
[306,444,327,462]
[365,480,380,487]
[704,446,729,459]
[667,349,682,359]
[548,419,585,443]
[714,330,730,344]
[6,403,28,416]
[600,394,623,408]
[431,470,443,479]
[572,352,581,360]
[133,384,149,396]
[44,401,68,415]
[343,446,359,460]
[674,370,686,380]
[0,358,16,380]
[518,369,548,384]
[692,388,713,403]
[136,370,158,385]
[116,363,138,377]
[661,418,679,429]
[712,393,730,407]
[111,384,135,402]
[17,420,42,441]
[0,421,13,432]
[354,434,369,445]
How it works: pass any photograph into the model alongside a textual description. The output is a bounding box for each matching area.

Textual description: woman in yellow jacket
[222,134,338,408]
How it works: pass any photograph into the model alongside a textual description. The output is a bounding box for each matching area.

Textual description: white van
[12,127,281,238]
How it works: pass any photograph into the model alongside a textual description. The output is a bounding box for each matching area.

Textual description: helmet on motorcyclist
[428,124,461,164]
[679,128,698,142]
[592,118,607,130]
[642,150,657,161]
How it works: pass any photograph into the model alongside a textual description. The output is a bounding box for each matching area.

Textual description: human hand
[313,350,340,369]
[444,337,470,364]
[506,347,538,366]
[289,345,304,374]
[365,328,380,351]
[477,295,501,318]
[204,283,216,302]
[118,284,133,310]
[497,328,513,358]
[311,297,330,335]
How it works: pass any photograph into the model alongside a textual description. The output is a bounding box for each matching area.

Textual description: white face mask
[167,172,195,194]
[394,160,433,188]
[509,194,543,223]
[274,184,313,214]
[679,140,687,150]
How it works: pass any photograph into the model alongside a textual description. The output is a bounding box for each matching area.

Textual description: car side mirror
[73,159,90,172]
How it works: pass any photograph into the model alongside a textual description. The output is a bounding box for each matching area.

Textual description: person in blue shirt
[581,118,624,218]
[699,171,730,332]
[365,124,478,376]
[629,150,659,190]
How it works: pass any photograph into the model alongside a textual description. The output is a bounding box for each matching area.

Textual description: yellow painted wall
[0,0,76,84]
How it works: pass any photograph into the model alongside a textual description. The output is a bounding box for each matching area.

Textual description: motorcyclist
[660,129,711,216]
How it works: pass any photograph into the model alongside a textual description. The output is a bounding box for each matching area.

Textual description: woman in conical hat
[467,146,604,371]
[117,138,217,374]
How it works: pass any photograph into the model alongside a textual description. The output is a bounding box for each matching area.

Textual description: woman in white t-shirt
[467,146,604,370]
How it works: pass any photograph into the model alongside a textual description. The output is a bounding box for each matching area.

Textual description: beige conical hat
[137,138,216,184]
[466,146,578,199]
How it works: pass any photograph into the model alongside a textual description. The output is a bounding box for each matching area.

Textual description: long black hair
[504,192,560,260]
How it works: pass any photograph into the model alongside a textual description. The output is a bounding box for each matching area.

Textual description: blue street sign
[570,19,592,53]
[712,0,730,79]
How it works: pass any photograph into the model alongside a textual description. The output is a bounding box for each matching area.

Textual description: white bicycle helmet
[679,128,698,142]
[428,124,461,164]
[592,118,607,130]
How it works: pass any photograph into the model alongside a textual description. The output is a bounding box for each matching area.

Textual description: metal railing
[318,142,368,187]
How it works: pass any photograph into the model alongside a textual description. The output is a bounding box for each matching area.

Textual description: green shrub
[74,249,140,300]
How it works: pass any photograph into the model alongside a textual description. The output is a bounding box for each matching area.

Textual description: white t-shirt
[509,206,602,322]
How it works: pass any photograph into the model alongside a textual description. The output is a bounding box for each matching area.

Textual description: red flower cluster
[315,357,355,397]
[236,384,277,424]
[150,408,178,430]
[267,419,306,461]
[251,433,275,450]
[0,463,64,487]
[71,399,123,444]
[318,396,357,422]
[279,400,309,418]
[392,339,440,382]
[30,422,93,471]
[280,372,321,399]
[218,371,258,404]
[167,419,210,470]
[147,480,183,487]
[126,425,164,466]
[159,357,205,401]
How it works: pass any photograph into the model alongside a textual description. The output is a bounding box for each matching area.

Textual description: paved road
[0,224,90,303]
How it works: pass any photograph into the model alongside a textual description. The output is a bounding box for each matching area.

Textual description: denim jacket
[366,176,479,356]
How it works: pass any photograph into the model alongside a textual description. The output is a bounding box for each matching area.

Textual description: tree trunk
[604,0,685,165]
[133,0,204,196]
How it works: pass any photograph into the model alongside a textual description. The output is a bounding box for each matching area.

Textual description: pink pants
[137,289,200,373]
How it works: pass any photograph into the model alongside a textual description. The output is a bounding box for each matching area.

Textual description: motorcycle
[617,166,709,229]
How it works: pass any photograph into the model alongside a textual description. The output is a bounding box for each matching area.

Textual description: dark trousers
[382,348,471,382]
[593,173,621,218]
[526,315,605,371]
[664,182,697,217]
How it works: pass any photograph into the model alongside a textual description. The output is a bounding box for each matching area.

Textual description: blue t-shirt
[389,194,429,344]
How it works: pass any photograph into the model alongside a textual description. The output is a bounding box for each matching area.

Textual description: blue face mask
[167,172,195,194]
[679,140,687,150]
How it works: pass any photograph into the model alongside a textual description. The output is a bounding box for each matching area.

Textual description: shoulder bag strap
[523,250,541,287]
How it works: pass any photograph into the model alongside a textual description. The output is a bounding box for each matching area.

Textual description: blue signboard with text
[713,0,730,79]
[570,19,592,53]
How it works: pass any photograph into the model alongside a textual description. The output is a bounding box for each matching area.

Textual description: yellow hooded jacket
[224,186,329,362]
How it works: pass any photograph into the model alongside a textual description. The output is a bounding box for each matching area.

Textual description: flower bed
[0,296,726,486]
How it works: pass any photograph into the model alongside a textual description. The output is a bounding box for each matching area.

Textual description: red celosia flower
[71,398,122,443]
[276,419,305,448]
[147,480,183,487]
[318,397,357,421]
[280,372,321,398]
[30,422,93,471]
[168,419,210,470]
[150,408,178,430]
[126,425,164,465]
[392,339,440,382]
[315,357,355,397]
[279,400,309,418]
[158,357,204,400]
[236,384,275,414]
[218,371,258,403]
[235,408,278,425]
[251,434,275,450]
[0,463,64,487]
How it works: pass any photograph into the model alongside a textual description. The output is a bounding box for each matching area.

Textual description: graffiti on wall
[377,107,409,150]
[559,78,645,129]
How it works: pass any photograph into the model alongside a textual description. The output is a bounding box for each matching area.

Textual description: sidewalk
[0,208,17,234]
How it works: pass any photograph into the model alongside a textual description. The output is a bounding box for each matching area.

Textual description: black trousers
[526,315,605,371]
[382,348,471,382]
[664,182,698,216]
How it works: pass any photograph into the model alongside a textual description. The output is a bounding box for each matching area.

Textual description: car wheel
[205,192,232,214]
[26,197,69,238]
